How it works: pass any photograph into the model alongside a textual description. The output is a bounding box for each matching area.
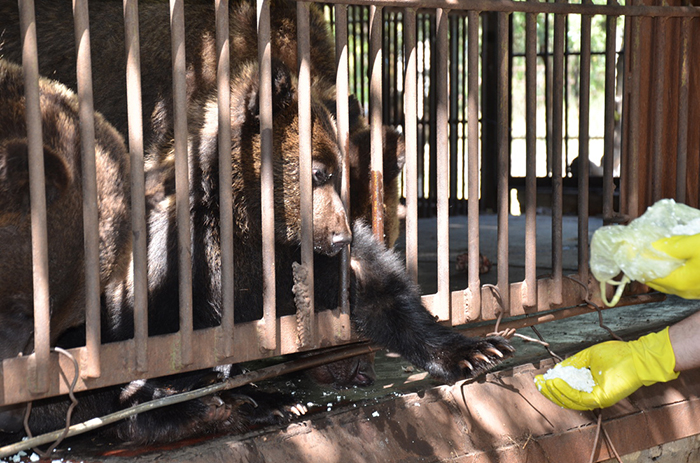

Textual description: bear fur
[0,0,514,446]
[0,0,404,248]
[0,59,131,360]
[105,3,513,443]
[0,0,401,385]
[0,59,131,430]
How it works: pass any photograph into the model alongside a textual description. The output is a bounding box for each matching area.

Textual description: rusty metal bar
[457,291,665,338]
[676,17,690,203]
[19,0,50,394]
[0,283,664,406]
[335,4,352,341]
[124,0,149,373]
[651,17,666,203]
[0,309,363,405]
[602,8,617,220]
[216,0,234,358]
[169,0,193,365]
[0,343,380,457]
[257,0,277,351]
[626,12,641,218]
[496,11,510,316]
[522,3,537,310]
[466,9,481,321]
[297,2,315,348]
[436,8,450,321]
[578,4,591,279]
[551,3,564,306]
[74,0,101,380]
[320,0,700,17]
[369,5,384,240]
[404,8,419,284]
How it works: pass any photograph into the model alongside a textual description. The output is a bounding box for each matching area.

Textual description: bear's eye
[312,167,332,186]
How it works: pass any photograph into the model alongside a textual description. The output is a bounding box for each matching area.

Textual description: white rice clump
[541,364,596,393]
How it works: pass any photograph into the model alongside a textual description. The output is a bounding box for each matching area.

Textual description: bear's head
[193,59,352,256]
[323,95,406,249]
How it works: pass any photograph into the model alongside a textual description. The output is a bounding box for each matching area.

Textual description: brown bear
[0,59,131,430]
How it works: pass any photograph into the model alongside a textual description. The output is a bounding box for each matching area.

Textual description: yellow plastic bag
[590,199,700,306]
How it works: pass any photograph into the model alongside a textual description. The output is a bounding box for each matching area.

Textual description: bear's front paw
[426,335,514,384]
[221,389,307,431]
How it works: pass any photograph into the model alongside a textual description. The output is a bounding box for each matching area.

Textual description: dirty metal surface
[22,296,700,463]
[39,361,700,463]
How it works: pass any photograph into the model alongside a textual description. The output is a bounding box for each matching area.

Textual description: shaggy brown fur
[0,59,131,359]
[0,58,131,430]
[0,0,404,246]
[0,1,512,446]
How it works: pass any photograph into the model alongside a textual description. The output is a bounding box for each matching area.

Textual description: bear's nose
[332,230,352,248]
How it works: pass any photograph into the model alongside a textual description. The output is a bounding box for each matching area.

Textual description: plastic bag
[590,199,700,306]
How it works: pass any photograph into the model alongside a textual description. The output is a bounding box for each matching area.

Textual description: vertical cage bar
[428,15,438,215]
[449,15,458,209]
[466,10,481,321]
[650,17,666,203]
[417,15,424,206]
[578,5,592,279]
[602,9,617,220]
[216,0,234,357]
[388,13,397,125]
[336,4,352,340]
[369,5,384,241]
[257,0,277,351]
[626,12,641,218]
[676,17,690,203]
[19,0,50,393]
[460,16,467,211]
[551,4,565,305]
[169,0,193,365]
[297,2,315,348]
[436,8,450,321]
[354,7,363,106]
[404,9,419,284]
[74,0,102,378]
[619,18,630,216]
[523,5,537,309]
[545,13,553,177]
[123,0,149,373]
[496,11,510,315]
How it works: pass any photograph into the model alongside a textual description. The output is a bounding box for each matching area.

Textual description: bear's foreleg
[348,222,514,384]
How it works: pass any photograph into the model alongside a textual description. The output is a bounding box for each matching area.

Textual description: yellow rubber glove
[534,327,679,410]
[646,234,700,299]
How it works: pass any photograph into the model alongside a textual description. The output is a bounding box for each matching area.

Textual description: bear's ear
[348,94,364,127]
[0,139,71,214]
[243,58,295,123]
[323,93,365,128]
[383,127,405,181]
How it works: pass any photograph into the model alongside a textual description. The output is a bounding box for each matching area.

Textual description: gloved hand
[646,233,700,299]
[534,327,679,410]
